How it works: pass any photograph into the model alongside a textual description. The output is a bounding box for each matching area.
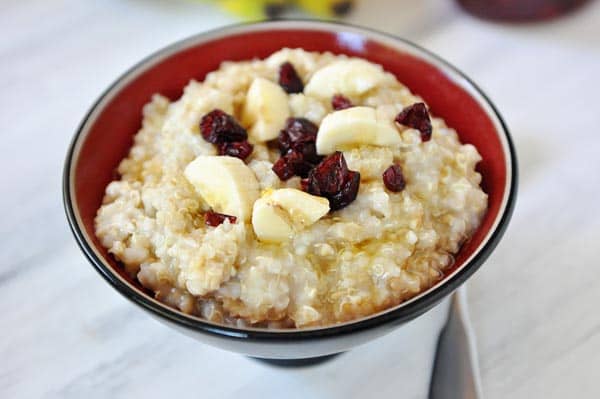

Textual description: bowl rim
[63,19,518,341]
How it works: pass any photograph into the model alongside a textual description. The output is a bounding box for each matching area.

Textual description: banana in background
[201,0,356,20]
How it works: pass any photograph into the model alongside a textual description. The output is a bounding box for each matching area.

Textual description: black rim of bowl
[63,20,518,342]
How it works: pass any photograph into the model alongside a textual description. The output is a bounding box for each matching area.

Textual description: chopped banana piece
[316,106,401,155]
[242,77,290,142]
[304,59,387,98]
[252,188,330,242]
[184,155,260,222]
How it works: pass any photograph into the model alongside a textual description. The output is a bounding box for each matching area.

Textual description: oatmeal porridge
[95,48,488,328]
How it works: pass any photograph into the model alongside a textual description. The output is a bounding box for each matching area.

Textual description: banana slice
[252,199,294,243]
[316,106,401,155]
[252,188,330,242]
[242,77,290,142]
[304,59,386,98]
[184,155,260,222]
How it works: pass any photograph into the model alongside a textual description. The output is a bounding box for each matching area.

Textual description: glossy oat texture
[65,22,515,352]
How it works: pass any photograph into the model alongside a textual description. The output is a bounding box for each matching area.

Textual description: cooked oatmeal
[95,48,487,328]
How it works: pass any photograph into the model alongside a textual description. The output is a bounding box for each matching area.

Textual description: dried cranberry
[329,171,360,210]
[382,164,406,192]
[291,158,314,178]
[278,118,318,153]
[306,151,360,211]
[299,142,322,166]
[205,211,237,227]
[278,62,304,94]
[300,178,309,192]
[272,151,313,180]
[278,117,322,164]
[272,156,295,181]
[307,152,348,195]
[217,140,253,161]
[395,103,432,142]
[331,94,353,110]
[272,117,323,181]
[200,109,247,144]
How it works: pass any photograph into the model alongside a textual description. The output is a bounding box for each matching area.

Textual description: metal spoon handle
[429,286,484,399]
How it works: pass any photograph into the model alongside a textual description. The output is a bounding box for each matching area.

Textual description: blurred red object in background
[456,0,591,21]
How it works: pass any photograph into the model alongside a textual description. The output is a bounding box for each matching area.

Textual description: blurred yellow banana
[196,0,356,20]
[217,0,289,20]
[296,0,355,17]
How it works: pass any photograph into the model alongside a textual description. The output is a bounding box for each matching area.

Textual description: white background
[2,0,600,397]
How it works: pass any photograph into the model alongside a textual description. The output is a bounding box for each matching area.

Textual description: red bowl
[63,21,517,360]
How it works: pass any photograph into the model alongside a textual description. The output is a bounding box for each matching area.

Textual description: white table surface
[2,0,600,397]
